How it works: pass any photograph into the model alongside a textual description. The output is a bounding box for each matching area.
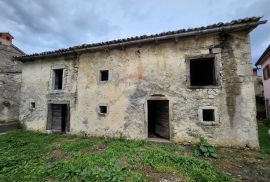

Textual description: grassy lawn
[258,123,270,155]
[0,130,232,182]
[0,124,269,182]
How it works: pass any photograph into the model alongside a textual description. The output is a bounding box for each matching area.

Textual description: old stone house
[16,17,266,148]
[0,33,24,131]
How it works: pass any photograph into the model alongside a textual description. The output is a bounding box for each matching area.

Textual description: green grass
[258,123,270,154]
[0,130,233,182]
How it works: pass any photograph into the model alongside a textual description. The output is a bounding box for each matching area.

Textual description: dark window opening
[99,106,107,114]
[263,65,270,80]
[190,57,216,86]
[31,102,36,109]
[148,100,169,139]
[3,101,10,107]
[47,104,69,133]
[202,109,215,121]
[100,70,109,81]
[54,69,63,90]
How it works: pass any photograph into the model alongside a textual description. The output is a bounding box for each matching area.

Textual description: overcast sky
[0,0,269,65]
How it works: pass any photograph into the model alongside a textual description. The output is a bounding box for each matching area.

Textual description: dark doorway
[47,104,69,133]
[148,100,169,139]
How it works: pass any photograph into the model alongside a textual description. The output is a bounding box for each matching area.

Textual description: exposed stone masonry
[0,44,24,123]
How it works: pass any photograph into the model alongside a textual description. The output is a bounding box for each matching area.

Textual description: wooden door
[51,104,63,131]
[154,100,169,139]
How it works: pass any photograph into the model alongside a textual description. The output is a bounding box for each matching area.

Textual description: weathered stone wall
[0,44,23,123]
[20,56,78,130]
[20,30,259,148]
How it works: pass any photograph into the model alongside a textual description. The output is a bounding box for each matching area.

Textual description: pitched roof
[16,17,267,61]
[255,44,270,66]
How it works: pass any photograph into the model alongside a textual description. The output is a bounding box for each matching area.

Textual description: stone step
[0,122,19,133]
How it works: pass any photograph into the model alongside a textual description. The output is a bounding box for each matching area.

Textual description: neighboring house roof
[0,43,24,73]
[255,44,270,66]
[16,17,266,62]
[11,44,25,55]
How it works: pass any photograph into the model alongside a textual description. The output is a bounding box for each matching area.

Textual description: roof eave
[255,44,270,66]
[17,20,267,62]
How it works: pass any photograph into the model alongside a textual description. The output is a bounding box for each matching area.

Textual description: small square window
[31,102,36,108]
[30,102,36,110]
[198,107,218,125]
[99,106,107,114]
[202,109,215,121]
[100,70,109,81]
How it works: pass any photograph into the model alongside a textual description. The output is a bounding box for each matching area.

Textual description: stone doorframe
[46,100,70,133]
[143,94,173,141]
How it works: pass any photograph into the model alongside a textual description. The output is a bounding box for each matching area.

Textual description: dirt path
[211,148,270,181]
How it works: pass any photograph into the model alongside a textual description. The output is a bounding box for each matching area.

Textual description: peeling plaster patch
[186,128,201,138]
[130,88,147,100]
[82,118,88,128]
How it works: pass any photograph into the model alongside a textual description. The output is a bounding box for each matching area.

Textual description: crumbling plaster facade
[20,31,258,148]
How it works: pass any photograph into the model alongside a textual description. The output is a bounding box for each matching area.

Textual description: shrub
[256,95,265,105]
[194,137,218,158]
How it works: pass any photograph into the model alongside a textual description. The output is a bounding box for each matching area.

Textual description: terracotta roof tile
[17,17,266,60]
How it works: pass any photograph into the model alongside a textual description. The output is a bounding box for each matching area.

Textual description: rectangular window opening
[190,57,216,86]
[202,109,215,121]
[99,106,107,114]
[263,65,270,80]
[100,70,109,81]
[54,69,63,90]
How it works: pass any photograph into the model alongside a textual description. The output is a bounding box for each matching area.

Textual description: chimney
[0,32,14,46]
